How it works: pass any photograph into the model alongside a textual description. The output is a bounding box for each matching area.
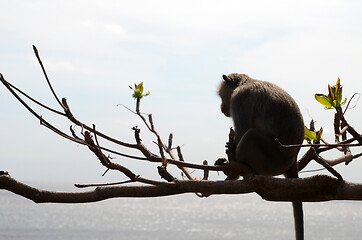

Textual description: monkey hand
[214,158,231,177]
[225,141,236,154]
[214,158,230,166]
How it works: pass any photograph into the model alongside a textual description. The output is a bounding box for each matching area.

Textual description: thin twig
[300,167,325,174]
[318,136,361,153]
[126,97,195,180]
[167,133,173,151]
[344,93,361,114]
[203,160,209,180]
[0,74,85,145]
[75,180,134,188]
[32,45,64,109]
[310,148,343,180]
[340,113,362,144]
[177,146,185,161]
[7,81,66,116]
[278,140,361,149]
[82,130,164,185]
[62,98,139,149]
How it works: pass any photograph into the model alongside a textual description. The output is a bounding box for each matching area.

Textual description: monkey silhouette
[217,73,304,240]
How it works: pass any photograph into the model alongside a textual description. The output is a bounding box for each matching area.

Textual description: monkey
[217,73,305,240]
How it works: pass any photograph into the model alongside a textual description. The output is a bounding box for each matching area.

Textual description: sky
[1,0,362,187]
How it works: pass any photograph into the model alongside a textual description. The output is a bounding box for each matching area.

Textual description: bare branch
[74,180,134,188]
[167,133,173,151]
[32,45,64,109]
[6,81,66,116]
[157,166,176,182]
[177,146,185,161]
[82,130,163,186]
[297,148,314,171]
[344,93,361,114]
[279,141,361,149]
[127,97,195,180]
[62,98,138,149]
[203,160,209,180]
[318,136,362,153]
[310,148,343,180]
[327,153,354,166]
[340,112,362,144]
[0,74,86,146]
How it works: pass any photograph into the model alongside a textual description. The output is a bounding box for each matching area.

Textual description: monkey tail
[285,162,304,240]
[292,201,304,240]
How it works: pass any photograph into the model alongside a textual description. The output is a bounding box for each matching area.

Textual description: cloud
[80,20,128,41]
[104,24,128,39]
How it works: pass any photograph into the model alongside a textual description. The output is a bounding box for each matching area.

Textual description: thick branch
[2,171,362,203]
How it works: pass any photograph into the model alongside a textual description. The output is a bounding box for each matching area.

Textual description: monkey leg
[234,128,293,176]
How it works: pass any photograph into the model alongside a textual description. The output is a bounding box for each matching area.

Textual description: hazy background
[1,0,362,188]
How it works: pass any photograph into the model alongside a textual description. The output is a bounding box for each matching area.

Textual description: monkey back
[230,77,304,149]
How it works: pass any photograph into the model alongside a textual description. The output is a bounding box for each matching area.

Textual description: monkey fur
[217,73,304,240]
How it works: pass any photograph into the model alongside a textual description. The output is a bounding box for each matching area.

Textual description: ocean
[1,188,362,240]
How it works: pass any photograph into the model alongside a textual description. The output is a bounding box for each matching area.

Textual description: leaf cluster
[304,126,323,144]
[315,77,347,110]
[129,82,150,99]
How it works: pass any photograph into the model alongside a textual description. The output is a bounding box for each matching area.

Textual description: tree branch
[2,171,362,203]
[33,45,64,109]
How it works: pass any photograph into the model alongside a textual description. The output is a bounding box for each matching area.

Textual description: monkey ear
[223,74,238,87]
[222,74,232,82]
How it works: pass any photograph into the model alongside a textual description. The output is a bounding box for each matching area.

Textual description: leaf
[335,77,340,96]
[316,127,323,142]
[328,84,335,100]
[304,126,316,139]
[315,94,332,108]
[135,82,144,92]
[304,126,317,143]
[129,82,150,99]
[332,99,338,108]
[336,85,343,103]
[341,98,347,106]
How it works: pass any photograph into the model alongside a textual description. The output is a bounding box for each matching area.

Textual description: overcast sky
[1,0,362,187]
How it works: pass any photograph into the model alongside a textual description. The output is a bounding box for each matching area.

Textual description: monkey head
[217,73,250,117]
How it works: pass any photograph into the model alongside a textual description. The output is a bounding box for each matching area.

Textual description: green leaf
[136,83,144,93]
[328,84,335,100]
[315,94,332,108]
[341,98,347,106]
[332,99,338,108]
[316,127,323,142]
[336,85,343,103]
[304,126,317,143]
[304,126,323,144]
[129,82,150,99]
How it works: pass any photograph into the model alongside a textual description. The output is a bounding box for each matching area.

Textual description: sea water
[1,188,362,240]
